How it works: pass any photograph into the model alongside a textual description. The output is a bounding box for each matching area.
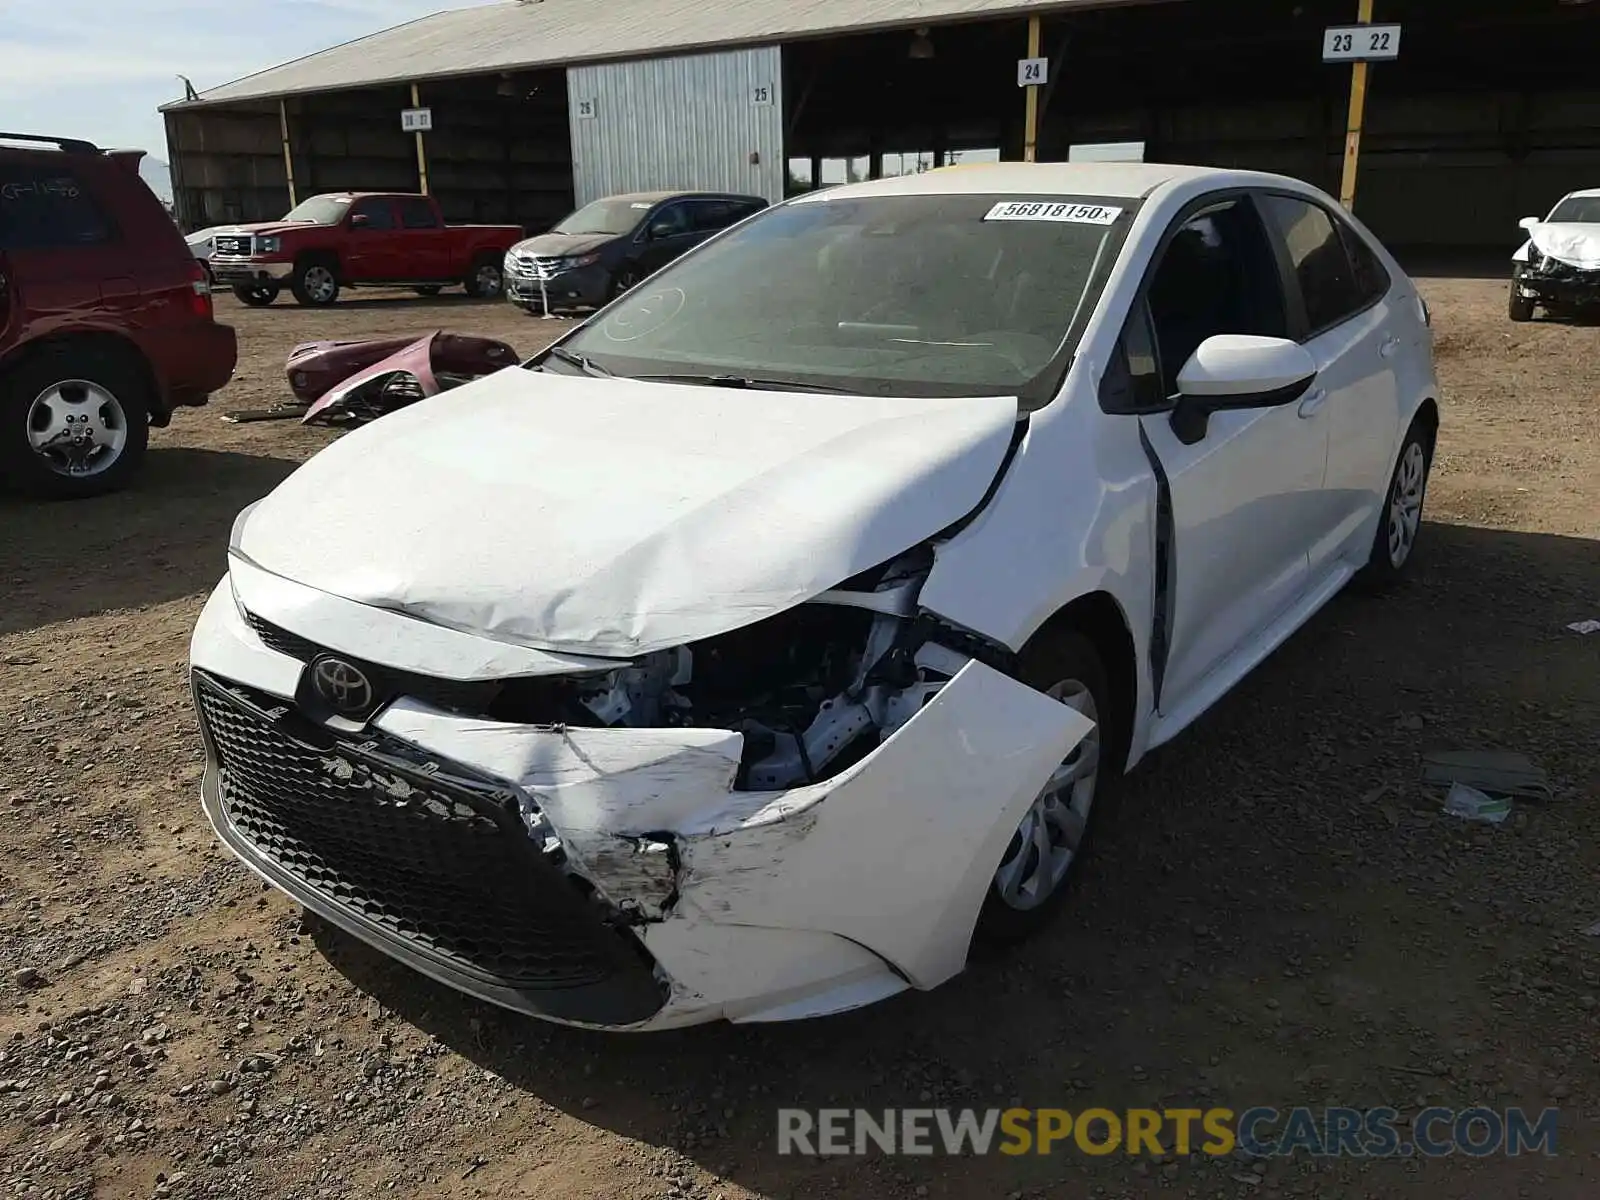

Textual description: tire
[1359,419,1434,591]
[0,343,151,500]
[291,259,340,307]
[1508,283,1535,323]
[413,285,443,297]
[974,631,1118,947]
[232,282,280,307]
[463,257,504,299]
[610,265,644,298]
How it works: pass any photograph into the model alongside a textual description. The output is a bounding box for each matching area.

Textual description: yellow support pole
[411,82,430,195]
[1338,0,1376,211]
[1023,15,1042,163]
[278,99,297,208]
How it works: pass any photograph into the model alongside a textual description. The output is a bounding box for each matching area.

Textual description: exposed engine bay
[474,547,985,791]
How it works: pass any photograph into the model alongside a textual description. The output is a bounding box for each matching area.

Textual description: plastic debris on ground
[1442,782,1513,825]
[1420,750,1553,801]
[1567,618,1600,635]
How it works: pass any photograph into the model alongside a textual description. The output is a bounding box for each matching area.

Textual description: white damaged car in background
[190,163,1441,1031]
[1509,188,1600,322]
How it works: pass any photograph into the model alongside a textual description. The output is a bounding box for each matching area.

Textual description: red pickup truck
[206,192,523,307]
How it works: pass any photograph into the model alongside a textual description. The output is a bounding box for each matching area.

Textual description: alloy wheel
[992,679,1101,911]
[1387,440,1427,569]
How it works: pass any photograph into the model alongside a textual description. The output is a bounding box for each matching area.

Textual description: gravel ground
[2,282,1598,1200]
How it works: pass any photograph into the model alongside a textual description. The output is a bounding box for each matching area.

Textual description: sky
[2,0,502,161]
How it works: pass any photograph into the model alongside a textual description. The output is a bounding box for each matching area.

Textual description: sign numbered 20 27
[1322,23,1402,63]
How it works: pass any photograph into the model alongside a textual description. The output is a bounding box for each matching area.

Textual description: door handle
[1298,388,1328,418]
[1379,335,1401,359]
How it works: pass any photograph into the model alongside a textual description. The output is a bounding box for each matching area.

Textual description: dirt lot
[2,283,1598,1200]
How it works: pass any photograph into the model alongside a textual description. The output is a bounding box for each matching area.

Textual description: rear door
[0,157,124,347]
[1257,192,1402,573]
[344,197,399,280]
[394,196,451,281]
[1129,194,1331,715]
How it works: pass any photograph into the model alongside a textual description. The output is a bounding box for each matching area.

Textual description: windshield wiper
[541,345,613,377]
[636,373,855,394]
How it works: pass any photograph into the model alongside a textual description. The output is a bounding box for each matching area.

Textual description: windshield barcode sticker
[984,201,1122,225]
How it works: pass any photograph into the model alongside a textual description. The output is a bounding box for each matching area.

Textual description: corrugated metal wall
[567,47,784,206]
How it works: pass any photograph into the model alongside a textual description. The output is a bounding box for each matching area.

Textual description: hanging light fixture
[908,27,935,59]
[497,72,518,97]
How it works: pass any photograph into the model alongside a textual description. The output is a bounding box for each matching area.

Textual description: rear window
[397,198,439,229]
[0,164,114,250]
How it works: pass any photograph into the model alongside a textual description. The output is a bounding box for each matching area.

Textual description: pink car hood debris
[235,369,1019,658]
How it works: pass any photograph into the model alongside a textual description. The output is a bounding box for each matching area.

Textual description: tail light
[187,259,214,320]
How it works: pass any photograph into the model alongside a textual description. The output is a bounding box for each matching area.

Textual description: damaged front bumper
[188,573,1091,1031]
[1514,259,1600,306]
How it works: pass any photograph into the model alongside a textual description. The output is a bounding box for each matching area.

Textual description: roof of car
[600,190,765,205]
[1562,187,1600,200]
[802,161,1243,202]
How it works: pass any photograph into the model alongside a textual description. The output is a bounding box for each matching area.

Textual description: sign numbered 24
[1322,24,1402,62]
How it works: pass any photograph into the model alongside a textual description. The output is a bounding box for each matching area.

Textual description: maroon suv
[0,133,238,499]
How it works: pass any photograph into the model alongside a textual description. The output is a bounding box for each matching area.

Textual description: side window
[1259,194,1365,335]
[350,199,395,230]
[1337,220,1391,308]
[1145,199,1289,397]
[648,203,691,238]
[733,200,766,220]
[0,165,113,250]
[1100,299,1166,415]
[689,200,733,232]
[397,198,439,229]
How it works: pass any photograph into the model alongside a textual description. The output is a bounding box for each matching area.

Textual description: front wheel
[232,282,280,307]
[0,344,151,499]
[610,265,644,298]
[1508,284,1536,323]
[291,260,340,307]
[463,259,504,299]
[975,631,1114,946]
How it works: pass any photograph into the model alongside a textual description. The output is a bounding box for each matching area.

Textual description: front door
[1257,192,1402,572]
[635,201,696,275]
[1134,195,1332,715]
[344,197,398,279]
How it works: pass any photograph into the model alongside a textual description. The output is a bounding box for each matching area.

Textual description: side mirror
[1170,335,1318,445]
[647,221,674,240]
[350,213,371,229]
[1518,216,1541,231]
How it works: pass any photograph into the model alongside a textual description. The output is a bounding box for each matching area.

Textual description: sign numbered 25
[1322,24,1402,62]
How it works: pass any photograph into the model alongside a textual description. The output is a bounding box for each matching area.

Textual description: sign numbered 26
[1322,24,1402,62]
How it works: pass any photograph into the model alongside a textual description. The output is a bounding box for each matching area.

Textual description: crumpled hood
[1524,222,1600,270]
[511,232,615,258]
[236,370,1019,658]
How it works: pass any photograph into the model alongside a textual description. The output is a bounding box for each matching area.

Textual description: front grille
[510,252,561,280]
[246,612,320,660]
[214,235,252,256]
[243,611,499,715]
[193,671,665,1021]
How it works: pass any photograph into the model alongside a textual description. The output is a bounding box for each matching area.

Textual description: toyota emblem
[311,656,376,716]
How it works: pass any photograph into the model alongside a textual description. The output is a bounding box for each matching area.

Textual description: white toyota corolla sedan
[191,162,1439,1030]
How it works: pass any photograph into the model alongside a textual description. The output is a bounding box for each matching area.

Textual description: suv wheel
[291,260,340,307]
[1508,282,1535,323]
[1,344,151,500]
[463,258,504,299]
[233,282,280,307]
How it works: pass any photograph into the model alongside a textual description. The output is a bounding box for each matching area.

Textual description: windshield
[1548,196,1600,223]
[553,197,652,236]
[554,194,1130,401]
[281,196,353,225]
